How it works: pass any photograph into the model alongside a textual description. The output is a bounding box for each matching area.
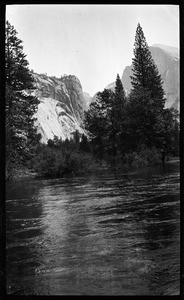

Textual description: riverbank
[6,166,39,182]
[7,156,179,182]
[7,163,102,182]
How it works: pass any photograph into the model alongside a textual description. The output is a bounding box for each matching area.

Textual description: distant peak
[152,44,178,50]
[151,44,179,59]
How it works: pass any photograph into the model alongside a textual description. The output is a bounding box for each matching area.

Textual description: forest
[5,21,179,180]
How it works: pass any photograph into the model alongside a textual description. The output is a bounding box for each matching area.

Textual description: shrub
[122,146,161,169]
[31,146,98,178]
[32,147,65,177]
[139,145,161,165]
[64,152,97,174]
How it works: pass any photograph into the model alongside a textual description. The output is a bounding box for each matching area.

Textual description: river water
[6,161,180,295]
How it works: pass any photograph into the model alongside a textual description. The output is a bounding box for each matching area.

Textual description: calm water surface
[6,161,180,295]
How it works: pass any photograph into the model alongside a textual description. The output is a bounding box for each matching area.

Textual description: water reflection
[6,162,180,295]
[6,180,45,294]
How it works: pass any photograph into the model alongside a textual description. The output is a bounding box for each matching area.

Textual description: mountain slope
[33,73,88,143]
[152,44,179,60]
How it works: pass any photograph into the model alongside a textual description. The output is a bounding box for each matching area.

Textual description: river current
[6,161,180,295]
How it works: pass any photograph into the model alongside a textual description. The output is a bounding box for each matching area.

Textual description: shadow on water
[6,161,180,295]
[6,180,45,294]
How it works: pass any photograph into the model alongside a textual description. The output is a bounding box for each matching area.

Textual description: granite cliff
[33,73,89,143]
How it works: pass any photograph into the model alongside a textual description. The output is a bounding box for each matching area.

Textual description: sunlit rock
[33,73,90,143]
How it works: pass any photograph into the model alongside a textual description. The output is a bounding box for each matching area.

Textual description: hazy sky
[6,5,179,96]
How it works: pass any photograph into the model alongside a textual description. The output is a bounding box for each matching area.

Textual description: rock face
[121,44,179,109]
[33,73,89,143]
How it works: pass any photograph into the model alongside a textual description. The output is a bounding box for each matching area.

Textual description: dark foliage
[84,24,179,167]
[5,21,41,179]
[130,23,165,109]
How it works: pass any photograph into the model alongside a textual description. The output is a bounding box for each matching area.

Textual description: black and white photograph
[5,4,180,296]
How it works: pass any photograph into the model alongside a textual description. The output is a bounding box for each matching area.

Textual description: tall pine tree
[128,23,167,149]
[5,21,40,177]
[130,23,165,110]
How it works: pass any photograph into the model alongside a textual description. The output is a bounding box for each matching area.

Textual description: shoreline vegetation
[7,153,179,183]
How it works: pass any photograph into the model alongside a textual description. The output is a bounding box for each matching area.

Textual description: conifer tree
[113,74,127,153]
[127,23,168,150]
[115,74,126,102]
[5,21,40,176]
[114,74,126,125]
[84,98,106,162]
[130,23,165,109]
[103,75,126,157]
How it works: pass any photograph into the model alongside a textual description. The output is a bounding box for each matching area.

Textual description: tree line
[5,21,179,179]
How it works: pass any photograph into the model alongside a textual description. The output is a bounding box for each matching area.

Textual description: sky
[6,5,179,96]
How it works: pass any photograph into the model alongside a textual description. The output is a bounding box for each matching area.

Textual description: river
[6,161,180,295]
